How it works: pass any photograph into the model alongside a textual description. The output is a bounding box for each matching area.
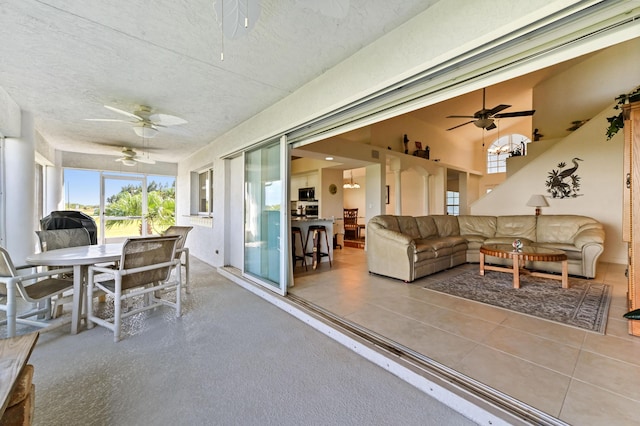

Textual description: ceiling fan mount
[86,104,187,138]
[446,88,535,131]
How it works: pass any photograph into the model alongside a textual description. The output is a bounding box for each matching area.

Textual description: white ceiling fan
[86,105,187,138]
[116,147,155,166]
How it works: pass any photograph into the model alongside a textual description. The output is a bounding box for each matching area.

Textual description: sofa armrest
[372,228,414,246]
[367,225,415,281]
[573,227,605,249]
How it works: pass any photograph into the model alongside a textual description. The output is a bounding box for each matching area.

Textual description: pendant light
[343,170,360,189]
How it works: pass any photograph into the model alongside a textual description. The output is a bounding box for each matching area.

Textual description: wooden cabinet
[623,101,640,336]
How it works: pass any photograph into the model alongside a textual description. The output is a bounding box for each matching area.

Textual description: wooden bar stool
[304,225,332,269]
[291,227,307,270]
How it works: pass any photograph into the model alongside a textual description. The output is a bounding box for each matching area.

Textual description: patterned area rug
[422,269,611,333]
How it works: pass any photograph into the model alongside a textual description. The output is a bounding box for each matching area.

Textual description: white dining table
[25,243,122,334]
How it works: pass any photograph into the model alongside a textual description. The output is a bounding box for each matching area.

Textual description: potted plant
[606,85,640,140]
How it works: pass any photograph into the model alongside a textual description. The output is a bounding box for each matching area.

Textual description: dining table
[25,243,122,334]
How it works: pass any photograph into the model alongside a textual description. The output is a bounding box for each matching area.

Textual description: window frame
[446,190,460,216]
[193,167,214,216]
[486,134,531,174]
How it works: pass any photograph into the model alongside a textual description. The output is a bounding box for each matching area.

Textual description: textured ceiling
[0,0,440,162]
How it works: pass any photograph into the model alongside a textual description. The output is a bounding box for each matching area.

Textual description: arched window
[486,133,531,174]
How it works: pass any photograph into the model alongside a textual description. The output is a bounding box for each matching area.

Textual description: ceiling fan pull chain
[220,0,225,61]
[245,0,249,28]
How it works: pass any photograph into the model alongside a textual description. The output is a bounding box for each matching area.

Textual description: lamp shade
[526,194,549,207]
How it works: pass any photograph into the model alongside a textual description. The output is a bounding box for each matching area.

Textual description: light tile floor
[289,247,640,425]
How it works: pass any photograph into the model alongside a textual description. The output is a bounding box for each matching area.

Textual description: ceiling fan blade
[447,120,475,131]
[446,115,475,119]
[84,118,132,123]
[493,110,535,118]
[487,104,511,115]
[149,113,187,126]
[134,157,156,164]
[104,105,143,121]
[485,122,497,130]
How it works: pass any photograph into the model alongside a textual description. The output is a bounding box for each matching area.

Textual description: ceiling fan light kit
[133,123,159,138]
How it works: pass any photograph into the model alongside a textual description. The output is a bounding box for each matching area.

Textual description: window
[486,134,531,174]
[446,191,459,216]
[194,168,213,215]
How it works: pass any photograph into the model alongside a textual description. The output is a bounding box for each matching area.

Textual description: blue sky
[64,169,175,206]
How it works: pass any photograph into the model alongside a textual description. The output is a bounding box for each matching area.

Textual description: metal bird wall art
[545,157,583,198]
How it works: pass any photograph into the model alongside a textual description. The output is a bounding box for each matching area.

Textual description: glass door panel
[101,175,146,243]
[244,140,286,292]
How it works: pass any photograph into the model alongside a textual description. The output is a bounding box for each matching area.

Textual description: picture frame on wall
[385,185,390,204]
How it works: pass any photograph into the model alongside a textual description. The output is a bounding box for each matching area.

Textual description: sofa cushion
[415,216,438,239]
[458,216,496,238]
[533,242,582,260]
[397,216,421,240]
[463,234,486,244]
[431,215,460,237]
[536,215,601,244]
[495,215,537,241]
[415,237,460,252]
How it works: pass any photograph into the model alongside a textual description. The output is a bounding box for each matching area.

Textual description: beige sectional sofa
[366,214,605,282]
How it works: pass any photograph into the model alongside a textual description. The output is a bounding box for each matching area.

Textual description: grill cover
[40,210,98,244]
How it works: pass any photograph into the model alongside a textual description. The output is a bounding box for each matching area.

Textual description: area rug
[422,269,611,333]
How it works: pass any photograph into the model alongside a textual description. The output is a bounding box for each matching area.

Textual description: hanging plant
[606,85,640,140]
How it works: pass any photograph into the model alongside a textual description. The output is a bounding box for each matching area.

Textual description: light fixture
[526,194,549,216]
[325,156,334,161]
[474,118,494,129]
[121,158,136,167]
[133,123,159,138]
[343,170,360,189]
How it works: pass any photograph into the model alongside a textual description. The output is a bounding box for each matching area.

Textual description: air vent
[371,150,379,159]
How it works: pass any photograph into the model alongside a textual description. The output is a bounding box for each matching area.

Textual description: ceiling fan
[446,88,535,131]
[567,119,589,131]
[116,147,155,166]
[86,105,187,138]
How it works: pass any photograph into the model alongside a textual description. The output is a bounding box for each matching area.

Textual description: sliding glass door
[244,137,290,294]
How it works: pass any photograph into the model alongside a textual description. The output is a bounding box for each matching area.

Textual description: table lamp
[526,194,549,216]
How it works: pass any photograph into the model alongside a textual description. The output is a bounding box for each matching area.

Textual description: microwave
[298,187,315,201]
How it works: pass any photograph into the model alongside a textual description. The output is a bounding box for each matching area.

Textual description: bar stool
[304,225,332,269]
[291,227,307,270]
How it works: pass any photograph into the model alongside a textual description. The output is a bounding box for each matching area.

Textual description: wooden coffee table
[479,244,568,289]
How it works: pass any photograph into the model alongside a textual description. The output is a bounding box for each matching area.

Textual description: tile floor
[289,247,640,425]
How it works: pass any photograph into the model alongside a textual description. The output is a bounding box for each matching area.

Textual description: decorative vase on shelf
[512,239,523,252]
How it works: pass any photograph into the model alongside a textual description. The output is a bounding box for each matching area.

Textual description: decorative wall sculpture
[545,157,583,198]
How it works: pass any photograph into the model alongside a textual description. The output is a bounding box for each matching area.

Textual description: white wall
[471,106,626,264]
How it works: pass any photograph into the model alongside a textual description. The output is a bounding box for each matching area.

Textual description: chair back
[162,226,193,252]
[118,235,180,291]
[36,228,91,251]
[344,208,359,230]
[0,247,17,278]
